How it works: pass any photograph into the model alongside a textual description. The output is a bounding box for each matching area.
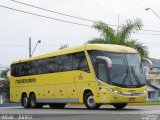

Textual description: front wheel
[84,92,101,110]
[113,103,127,110]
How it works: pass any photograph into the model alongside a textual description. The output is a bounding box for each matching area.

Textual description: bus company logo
[15,78,36,84]
[78,73,83,80]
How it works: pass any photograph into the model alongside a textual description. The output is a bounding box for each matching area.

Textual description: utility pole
[29,37,31,58]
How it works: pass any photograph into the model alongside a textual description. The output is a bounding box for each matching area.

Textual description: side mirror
[142,58,153,70]
[96,56,112,70]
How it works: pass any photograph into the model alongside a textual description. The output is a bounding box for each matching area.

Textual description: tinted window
[11,51,90,77]
[47,56,59,73]
[35,59,46,74]
[97,63,107,82]
[72,52,89,72]
[88,51,104,63]
[88,50,104,75]
[58,55,72,72]
[11,64,18,77]
[62,54,72,71]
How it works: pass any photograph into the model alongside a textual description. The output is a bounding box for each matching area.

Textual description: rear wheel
[29,93,43,108]
[49,103,66,109]
[22,94,30,108]
[84,92,101,110]
[113,103,127,110]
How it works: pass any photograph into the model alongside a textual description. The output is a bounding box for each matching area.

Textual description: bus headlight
[106,88,120,93]
[114,90,118,93]
[106,88,146,96]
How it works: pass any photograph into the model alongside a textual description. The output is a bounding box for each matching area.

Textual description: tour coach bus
[10,44,152,109]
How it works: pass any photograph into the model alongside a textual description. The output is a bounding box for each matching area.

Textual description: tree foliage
[88,18,149,58]
[0,69,9,79]
[0,69,9,98]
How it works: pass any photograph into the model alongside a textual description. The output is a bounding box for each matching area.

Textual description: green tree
[0,69,9,79]
[0,81,9,96]
[0,69,10,99]
[59,44,69,50]
[88,18,149,58]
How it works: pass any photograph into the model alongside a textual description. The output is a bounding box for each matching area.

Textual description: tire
[29,93,43,108]
[113,103,127,110]
[49,103,66,109]
[22,94,30,108]
[84,92,101,110]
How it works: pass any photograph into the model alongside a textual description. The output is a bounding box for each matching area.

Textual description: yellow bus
[10,44,152,109]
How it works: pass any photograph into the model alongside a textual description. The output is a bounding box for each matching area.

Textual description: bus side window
[11,64,18,77]
[17,63,22,76]
[47,56,59,73]
[72,52,90,72]
[58,54,72,72]
[36,59,46,74]
[62,54,72,71]
[58,56,64,72]
[28,61,36,75]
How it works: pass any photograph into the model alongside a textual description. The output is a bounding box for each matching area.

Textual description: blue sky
[0,0,160,67]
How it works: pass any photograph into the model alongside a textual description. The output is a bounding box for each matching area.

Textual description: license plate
[129,97,135,101]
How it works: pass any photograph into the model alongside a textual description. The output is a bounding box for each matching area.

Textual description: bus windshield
[88,51,146,88]
[105,53,145,87]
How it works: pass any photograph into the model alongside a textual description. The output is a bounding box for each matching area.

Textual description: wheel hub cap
[87,95,95,107]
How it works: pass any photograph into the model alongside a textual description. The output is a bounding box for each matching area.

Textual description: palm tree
[87,19,149,58]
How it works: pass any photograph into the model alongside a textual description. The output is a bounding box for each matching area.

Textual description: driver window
[97,63,107,83]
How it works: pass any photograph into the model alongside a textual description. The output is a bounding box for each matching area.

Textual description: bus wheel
[113,103,127,110]
[84,92,101,110]
[29,93,43,108]
[49,103,66,109]
[22,94,30,108]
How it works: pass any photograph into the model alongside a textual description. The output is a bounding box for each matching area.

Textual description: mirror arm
[96,56,112,69]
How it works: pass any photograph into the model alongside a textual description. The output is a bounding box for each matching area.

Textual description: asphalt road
[0,105,160,120]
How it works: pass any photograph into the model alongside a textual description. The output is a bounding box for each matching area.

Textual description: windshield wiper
[131,66,141,85]
[122,66,129,85]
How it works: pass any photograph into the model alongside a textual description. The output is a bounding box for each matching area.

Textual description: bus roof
[12,44,138,64]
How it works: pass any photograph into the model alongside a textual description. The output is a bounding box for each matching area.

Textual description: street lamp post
[145,8,160,20]
[29,37,41,58]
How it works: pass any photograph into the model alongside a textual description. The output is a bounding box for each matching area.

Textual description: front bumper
[96,87,147,103]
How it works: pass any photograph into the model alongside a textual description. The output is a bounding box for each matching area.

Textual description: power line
[0,4,91,27]
[10,0,117,27]
[10,0,95,22]
[141,29,160,33]
[0,4,160,36]
[134,32,160,36]
[10,0,160,33]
